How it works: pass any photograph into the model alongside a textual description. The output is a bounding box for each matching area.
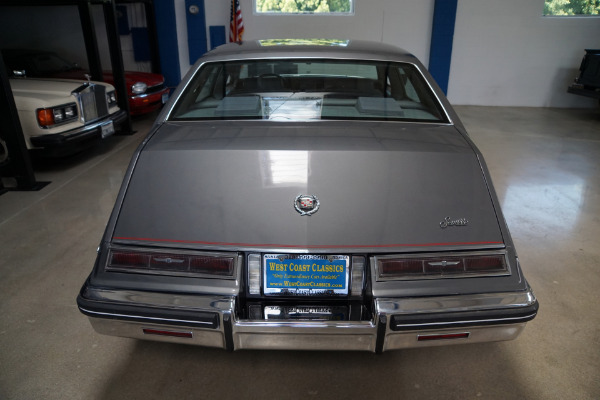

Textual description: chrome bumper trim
[30,110,127,146]
[79,307,217,327]
[233,320,377,351]
[78,287,537,352]
[376,290,537,315]
[390,313,537,330]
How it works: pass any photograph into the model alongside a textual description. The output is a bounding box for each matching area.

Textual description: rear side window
[170,59,448,123]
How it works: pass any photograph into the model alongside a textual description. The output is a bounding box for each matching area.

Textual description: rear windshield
[170,59,448,123]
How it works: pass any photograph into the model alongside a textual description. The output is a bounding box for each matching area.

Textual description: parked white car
[9,77,127,156]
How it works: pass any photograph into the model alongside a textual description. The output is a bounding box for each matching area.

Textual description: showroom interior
[0,0,598,399]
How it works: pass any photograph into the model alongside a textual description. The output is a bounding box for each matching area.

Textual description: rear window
[170,59,448,123]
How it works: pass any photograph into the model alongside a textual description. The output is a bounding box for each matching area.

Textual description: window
[170,59,447,123]
[544,0,599,16]
[255,0,353,14]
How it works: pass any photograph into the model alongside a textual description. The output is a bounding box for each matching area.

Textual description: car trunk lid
[112,121,504,253]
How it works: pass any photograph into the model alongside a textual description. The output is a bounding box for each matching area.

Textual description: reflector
[417,332,469,341]
[143,328,193,338]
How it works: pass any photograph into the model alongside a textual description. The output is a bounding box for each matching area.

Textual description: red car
[2,49,170,116]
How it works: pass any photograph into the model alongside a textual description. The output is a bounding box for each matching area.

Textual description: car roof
[199,39,418,64]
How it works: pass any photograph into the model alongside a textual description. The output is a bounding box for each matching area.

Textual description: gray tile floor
[1,107,599,399]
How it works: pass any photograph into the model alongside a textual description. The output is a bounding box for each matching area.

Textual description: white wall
[449,0,600,107]
[178,0,434,71]
[181,0,599,108]
[1,2,597,108]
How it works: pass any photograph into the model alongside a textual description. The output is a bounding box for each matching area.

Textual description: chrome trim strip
[376,290,537,315]
[81,287,235,311]
[111,236,506,254]
[79,307,216,327]
[233,320,375,329]
[392,313,538,329]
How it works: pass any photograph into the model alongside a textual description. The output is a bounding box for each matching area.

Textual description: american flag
[229,0,244,42]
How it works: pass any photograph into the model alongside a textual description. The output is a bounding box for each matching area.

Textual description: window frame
[543,0,600,17]
[254,0,354,16]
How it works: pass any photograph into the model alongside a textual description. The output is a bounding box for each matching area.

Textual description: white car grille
[75,84,109,123]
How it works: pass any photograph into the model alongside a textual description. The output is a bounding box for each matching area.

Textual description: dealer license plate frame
[263,254,350,296]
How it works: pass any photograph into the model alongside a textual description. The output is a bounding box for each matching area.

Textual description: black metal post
[104,0,133,133]
[78,0,104,82]
[144,0,161,74]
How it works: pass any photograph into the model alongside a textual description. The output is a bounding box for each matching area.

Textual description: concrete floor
[0,106,599,399]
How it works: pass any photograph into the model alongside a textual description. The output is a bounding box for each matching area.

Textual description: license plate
[263,254,349,296]
[162,92,169,104]
[100,121,115,139]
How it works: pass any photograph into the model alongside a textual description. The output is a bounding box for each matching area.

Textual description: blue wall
[153,1,181,88]
[428,0,458,94]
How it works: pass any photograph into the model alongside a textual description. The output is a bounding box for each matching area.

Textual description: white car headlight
[37,103,78,127]
[106,91,117,106]
[131,82,148,95]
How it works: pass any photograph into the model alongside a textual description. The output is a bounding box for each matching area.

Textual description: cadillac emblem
[294,194,320,216]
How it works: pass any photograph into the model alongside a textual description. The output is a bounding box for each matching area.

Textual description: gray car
[77,39,538,352]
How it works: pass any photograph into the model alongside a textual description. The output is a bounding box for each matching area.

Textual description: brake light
[107,247,236,278]
[376,252,508,280]
[190,255,234,275]
[378,258,424,276]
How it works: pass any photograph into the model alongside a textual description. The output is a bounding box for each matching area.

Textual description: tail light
[375,251,509,281]
[107,246,237,278]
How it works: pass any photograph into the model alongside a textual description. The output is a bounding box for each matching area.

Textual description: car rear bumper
[77,285,538,352]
